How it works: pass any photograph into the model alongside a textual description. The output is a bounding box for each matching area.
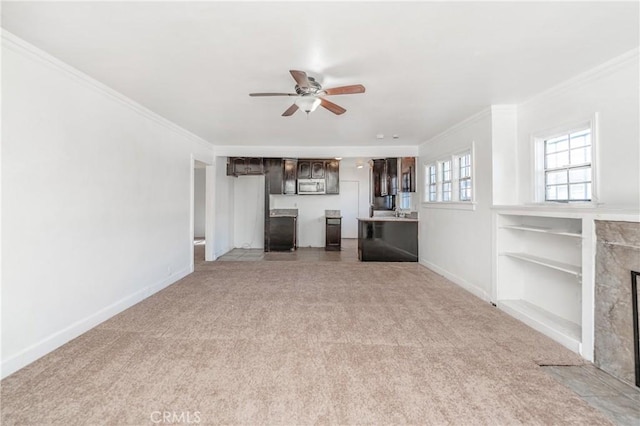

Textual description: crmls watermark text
[150,410,201,424]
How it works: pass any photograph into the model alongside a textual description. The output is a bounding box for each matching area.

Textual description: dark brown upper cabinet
[372,159,388,197]
[400,157,416,192]
[325,160,340,194]
[283,158,297,194]
[227,157,264,176]
[297,160,312,179]
[264,158,284,194]
[387,158,398,196]
[311,161,325,179]
[372,158,398,197]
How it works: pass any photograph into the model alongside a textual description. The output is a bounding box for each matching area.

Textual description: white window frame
[426,164,437,202]
[532,115,598,205]
[441,159,452,201]
[422,143,476,210]
[458,151,472,201]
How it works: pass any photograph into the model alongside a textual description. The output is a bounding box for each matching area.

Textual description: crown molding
[213,144,419,158]
[521,47,639,108]
[1,30,213,151]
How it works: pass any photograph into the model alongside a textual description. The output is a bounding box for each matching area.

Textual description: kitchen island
[357,217,418,262]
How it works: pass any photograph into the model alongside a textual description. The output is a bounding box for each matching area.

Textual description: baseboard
[419,258,491,302]
[1,265,192,379]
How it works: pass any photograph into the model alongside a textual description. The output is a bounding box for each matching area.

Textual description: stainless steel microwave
[297,178,326,194]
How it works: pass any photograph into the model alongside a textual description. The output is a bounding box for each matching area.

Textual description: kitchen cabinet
[311,161,325,178]
[387,158,398,196]
[373,158,399,197]
[283,158,297,194]
[325,211,342,251]
[325,160,340,194]
[297,159,339,194]
[357,218,418,262]
[264,158,284,194]
[268,216,297,251]
[400,157,416,193]
[297,161,312,179]
[372,159,389,197]
[227,157,264,176]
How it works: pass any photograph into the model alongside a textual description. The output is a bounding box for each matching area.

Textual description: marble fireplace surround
[595,220,640,387]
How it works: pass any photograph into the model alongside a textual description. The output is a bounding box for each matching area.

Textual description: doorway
[193,160,207,264]
[340,180,359,238]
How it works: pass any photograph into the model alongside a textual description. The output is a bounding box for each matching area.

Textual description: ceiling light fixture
[335,157,342,160]
[295,96,321,115]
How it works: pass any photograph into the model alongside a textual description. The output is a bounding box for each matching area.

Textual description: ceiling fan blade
[323,84,366,96]
[290,70,311,89]
[282,104,299,116]
[249,93,297,97]
[320,98,346,115]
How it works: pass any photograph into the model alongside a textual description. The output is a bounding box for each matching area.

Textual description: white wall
[1,33,213,378]
[194,168,206,237]
[418,110,494,300]
[233,175,265,249]
[417,49,639,305]
[517,50,639,209]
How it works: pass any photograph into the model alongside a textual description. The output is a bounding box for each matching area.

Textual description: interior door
[339,180,359,238]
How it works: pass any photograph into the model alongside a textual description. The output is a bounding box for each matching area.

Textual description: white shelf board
[498,299,582,353]
[500,224,581,238]
[502,252,581,277]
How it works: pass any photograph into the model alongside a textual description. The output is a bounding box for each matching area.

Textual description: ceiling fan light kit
[295,96,321,114]
[249,70,365,117]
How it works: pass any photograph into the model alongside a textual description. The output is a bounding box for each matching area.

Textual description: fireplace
[594,220,640,388]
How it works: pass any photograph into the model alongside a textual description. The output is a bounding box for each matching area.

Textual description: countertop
[270,209,298,218]
[325,210,342,218]
[358,217,419,222]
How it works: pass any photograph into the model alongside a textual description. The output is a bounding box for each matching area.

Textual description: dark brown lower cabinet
[268,217,297,251]
[325,217,342,251]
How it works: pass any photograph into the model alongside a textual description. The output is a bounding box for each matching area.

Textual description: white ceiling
[2,1,638,147]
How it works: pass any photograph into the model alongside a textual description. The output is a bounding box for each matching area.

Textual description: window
[543,128,592,202]
[441,160,452,201]
[424,148,473,205]
[458,153,472,201]
[427,165,437,202]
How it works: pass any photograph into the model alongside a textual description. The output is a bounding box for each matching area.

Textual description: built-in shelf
[498,299,582,353]
[495,212,586,357]
[502,252,582,277]
[500,224,582,238]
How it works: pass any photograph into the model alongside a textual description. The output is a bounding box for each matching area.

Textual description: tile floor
[215,238,360,262]
[196,238,640,424]
[541,364,640,425]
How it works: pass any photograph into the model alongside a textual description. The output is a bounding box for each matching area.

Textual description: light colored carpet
[1,259,610,425]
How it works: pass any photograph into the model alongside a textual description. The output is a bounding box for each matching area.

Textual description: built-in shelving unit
[495,211,585,355]
[500,224,582,238]
[502,252,581,277]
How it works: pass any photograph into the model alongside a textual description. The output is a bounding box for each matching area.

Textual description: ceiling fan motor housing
[295,76,323,95]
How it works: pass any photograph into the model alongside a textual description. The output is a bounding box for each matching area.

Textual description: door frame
[190,154,215,270]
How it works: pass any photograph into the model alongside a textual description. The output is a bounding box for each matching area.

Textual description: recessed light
[335,157,342,160]
[392,134,399,139]
[357,164,364,169]
[376,134,384,139]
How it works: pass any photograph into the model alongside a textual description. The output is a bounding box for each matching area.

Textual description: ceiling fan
[249,70,365,116]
